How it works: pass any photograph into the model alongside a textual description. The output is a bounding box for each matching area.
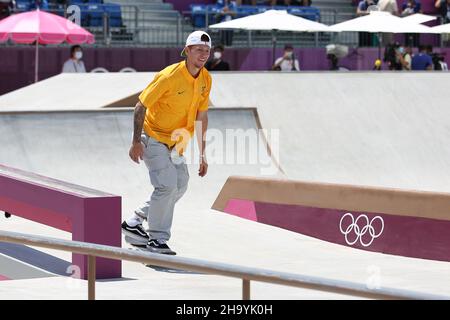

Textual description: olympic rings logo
[339,213,384,247]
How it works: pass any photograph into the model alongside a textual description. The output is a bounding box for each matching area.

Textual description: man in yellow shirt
[121,31,212,255]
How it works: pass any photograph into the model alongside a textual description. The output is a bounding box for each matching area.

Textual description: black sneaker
[124,235,147,248]
[121,221,149,243]
[146,239,176,255]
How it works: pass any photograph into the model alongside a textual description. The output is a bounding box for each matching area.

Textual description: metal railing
[0,230,449,300]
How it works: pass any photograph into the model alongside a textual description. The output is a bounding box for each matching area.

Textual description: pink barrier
[0,165,121,279]
[214,176,450,262]
[224,198,450,262]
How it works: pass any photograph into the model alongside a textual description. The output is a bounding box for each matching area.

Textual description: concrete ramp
[208,72,450,193]
[0,73,156,111]
[5,71,448,192]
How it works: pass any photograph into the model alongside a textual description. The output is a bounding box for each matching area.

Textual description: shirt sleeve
[138,74,169,109]
[198,74,212,112]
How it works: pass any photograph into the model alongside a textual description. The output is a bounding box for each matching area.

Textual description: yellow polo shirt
[139,60,212,152]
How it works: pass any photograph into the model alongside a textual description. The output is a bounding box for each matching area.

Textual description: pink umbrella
[0,9,95,82]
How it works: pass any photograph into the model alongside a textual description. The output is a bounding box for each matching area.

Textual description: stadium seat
[236,5,259,18]
[75,3,102,27]
[190,4,221,28]
[188,3,321,27]
[287,6,320,21]
[68,3,122,28]
[103,3,122,28]
[15,0,32,11]
[189,4,206,28]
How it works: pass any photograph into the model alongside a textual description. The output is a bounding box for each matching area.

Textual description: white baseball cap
[180,31,212,57]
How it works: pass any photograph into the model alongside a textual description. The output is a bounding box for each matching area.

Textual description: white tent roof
[401,13,437,25]
[209,9,329,32]
[431,22,450,34]
[328,11,437,33]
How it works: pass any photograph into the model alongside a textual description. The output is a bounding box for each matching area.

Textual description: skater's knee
[153,185,178,198]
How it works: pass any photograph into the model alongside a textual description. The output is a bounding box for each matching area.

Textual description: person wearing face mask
[62,45,86,73]
[205,44,230,71]
[399,46,412,70]
[393,45,410,71]
[272,44,300,71]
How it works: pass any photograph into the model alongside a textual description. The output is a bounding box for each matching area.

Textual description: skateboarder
[121,31,212,255]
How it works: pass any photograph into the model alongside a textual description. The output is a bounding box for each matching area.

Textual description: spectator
[393,45,412,71]
[327,54,350,71]
[401,46,413,70]
[356,0,377,16]
[426,45,448,70]
[272,44,300,71]
[401,0,421,16]
[436,0,450,46]
[215,0,236,46]
[62,45,87,73]
[206,44,231,71]
[378,0,398,15]
[326,44,349,71]
[440,60,449,70]
[435,0,450,23]
[384,42,403,70]
[411,45,433,70]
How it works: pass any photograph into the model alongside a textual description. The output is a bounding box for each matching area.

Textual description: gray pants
[135,133,189,241]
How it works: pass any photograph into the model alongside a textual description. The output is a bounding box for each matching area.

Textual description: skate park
[1,71,450,299]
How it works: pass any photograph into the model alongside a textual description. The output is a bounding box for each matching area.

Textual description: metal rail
[0,230,448,300]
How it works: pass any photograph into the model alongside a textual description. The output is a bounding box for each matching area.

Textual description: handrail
[0,230,448,300]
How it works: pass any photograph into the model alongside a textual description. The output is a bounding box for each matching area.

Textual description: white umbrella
[402,14,437,49]
[328,11,436,34]
[402,13,437,25]
[431,23,450,33]
[329,11,437,59]
[209,10,329,64]
[209,9,329,32]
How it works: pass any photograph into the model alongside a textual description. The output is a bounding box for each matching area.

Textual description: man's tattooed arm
[133,102,146,144]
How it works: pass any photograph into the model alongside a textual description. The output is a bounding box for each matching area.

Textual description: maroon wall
[1,44,449,95]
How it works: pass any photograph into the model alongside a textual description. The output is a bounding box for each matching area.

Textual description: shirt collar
[181,60,201,83]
